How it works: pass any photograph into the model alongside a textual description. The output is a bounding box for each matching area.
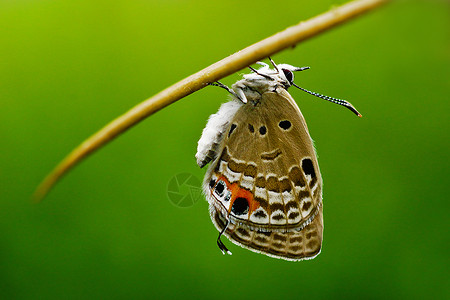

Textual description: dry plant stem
[33,0,390,202]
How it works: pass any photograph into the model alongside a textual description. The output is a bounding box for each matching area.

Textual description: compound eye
[282,68,294,84]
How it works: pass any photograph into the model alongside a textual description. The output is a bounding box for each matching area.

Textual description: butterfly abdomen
[196,100,242,168]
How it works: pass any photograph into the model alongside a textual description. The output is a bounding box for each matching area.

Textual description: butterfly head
[240,61,309,91]
[277,63,311,88]
[231,60,310,104]
[232,58,362,117]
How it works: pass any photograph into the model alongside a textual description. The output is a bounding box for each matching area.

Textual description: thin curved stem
[33,0,390,202]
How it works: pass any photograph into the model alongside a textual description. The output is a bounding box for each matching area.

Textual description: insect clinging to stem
[196,58,361,261]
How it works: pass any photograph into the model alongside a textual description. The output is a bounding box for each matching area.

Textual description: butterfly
[196,58,361,261]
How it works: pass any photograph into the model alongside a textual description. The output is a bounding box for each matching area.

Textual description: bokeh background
[1,0,448,299]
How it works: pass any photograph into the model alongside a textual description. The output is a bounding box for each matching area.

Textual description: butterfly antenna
[292,83,362,117]
[217,218,232,255]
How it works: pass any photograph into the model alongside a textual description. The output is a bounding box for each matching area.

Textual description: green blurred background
[1,0,448,299]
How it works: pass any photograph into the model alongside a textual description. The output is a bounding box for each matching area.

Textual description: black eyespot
[259,126,267,135]
[248,124,254,133]
[214,181,225,197]
[231,197,249,216]
[228,124,237,137]
[279,120,291,130]
[302,158,316,178]
[209,179,216,189]
[282,68,294,84]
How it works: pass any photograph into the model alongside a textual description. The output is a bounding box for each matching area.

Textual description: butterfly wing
[202,88,323,261]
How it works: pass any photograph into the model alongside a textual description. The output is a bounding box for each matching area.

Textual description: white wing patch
[196,99,242,168]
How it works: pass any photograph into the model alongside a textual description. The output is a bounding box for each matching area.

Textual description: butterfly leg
[268,57,279,71]
[248,66,273,80]
[208,81,247,104]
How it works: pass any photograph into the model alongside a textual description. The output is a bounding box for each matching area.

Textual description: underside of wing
[212,202,323,261]
[203,89,324,260]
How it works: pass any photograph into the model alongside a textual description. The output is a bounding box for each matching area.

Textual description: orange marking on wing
[230,185,255,213]
[217,175,259,215]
